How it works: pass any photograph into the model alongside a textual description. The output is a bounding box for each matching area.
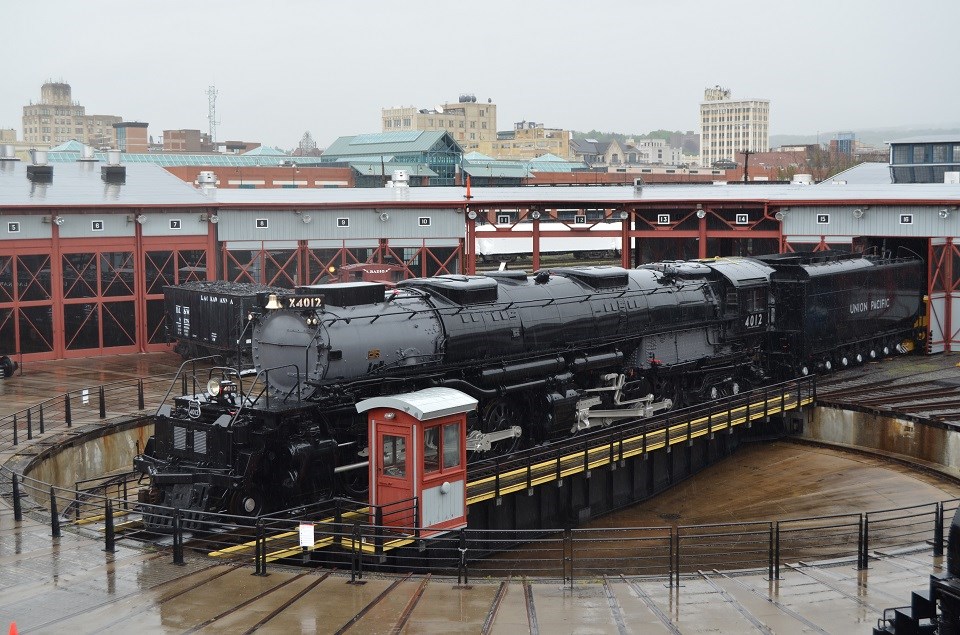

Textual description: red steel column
[465,213,476,275]
[621,210,631,268]
[532,212,540,272]
[698,209,708,259]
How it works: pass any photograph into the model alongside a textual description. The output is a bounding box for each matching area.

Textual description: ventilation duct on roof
[77,145,97,162]
[27,149,52,182]
[101,150,126,184]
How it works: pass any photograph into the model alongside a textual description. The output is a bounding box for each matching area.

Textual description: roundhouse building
[0,159,216,360]
[1,158,958,361]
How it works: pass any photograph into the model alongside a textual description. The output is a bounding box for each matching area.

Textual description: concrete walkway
[0,352,953,633]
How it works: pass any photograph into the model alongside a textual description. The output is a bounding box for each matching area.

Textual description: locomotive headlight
[207,379,238,399]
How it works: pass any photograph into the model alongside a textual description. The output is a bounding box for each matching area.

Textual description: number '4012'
[744,313,764,328]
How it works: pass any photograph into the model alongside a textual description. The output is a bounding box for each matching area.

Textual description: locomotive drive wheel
[477,398,521,457]
[229,487,265,517]
[657,378,683,408]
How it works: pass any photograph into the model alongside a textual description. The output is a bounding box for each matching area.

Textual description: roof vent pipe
[30,149,48,166]
[78,145,97,162]
[101,149,126,183]
[386,169,409,188]
[27,149,53,182]
[0,145,18,161]
[197,171,217,186]
[197,170,218,196]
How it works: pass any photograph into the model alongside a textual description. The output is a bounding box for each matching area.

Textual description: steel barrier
[0,357,221,453]
[2,464,955,586]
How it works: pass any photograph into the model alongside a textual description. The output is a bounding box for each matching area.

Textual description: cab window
[382,434,406,477]
[423,422,462,474]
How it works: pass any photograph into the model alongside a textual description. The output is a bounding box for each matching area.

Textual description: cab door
[374,423,415,528]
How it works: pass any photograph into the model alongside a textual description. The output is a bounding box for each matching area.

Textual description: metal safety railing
[0,377,177,452]
[0,357,227,453]
[2,463,955,586]
[466,376,815,504]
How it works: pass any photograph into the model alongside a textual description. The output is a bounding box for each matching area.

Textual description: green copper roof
[242,145,287,156]
[323,130,460,157]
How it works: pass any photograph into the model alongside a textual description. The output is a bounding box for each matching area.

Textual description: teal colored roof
[242,146,287,156]
[528,156,588,173]
[323,130,459,157]
[331,156,396,164]
[350,162,438,177]
[49,140,89,152]
[462,162,531,179]
[43,150,321,167]
[462,150,584,174]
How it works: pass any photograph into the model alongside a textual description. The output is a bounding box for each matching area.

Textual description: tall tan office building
[482,121,572,160]
[382,95,496,152]
[699,86,769,167]
[22,81,121,148]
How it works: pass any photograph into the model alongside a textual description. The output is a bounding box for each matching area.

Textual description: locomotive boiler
[250,261,773,455]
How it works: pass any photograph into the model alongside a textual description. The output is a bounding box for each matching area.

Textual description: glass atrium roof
[44,150,317,167]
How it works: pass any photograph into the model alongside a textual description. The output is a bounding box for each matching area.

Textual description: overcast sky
[4,0,958,150]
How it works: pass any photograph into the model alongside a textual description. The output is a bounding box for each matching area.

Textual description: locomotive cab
[697,258,774,340]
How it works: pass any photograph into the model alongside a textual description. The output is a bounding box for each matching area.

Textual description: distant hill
[772,125,960,149]
[572,129,686,144]
[574,125,960,154]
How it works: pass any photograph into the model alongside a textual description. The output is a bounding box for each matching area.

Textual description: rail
[2,463,955,585]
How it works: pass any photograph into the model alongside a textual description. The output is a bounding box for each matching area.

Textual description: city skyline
[4,0,959,150]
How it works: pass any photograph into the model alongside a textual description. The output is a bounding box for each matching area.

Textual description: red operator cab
[357,387,476,537]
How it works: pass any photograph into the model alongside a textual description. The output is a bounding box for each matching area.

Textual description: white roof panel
[211,182,960,206]
[355,387,478,420]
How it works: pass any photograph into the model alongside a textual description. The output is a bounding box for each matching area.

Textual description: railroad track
[815,355,960,425]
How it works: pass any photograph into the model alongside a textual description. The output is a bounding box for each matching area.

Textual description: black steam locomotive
[134,251,925,522]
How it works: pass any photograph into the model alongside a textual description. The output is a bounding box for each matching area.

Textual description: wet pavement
[0,353,185,415]
[1,352,959,632]
[591,440,960,528]
[0,517,944,634]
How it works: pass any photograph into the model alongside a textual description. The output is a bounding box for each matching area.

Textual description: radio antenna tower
[207,85,220,143]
